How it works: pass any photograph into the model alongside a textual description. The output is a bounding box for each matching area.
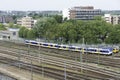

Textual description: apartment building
[104,14,120,25]
[69,6,102,20]
[17,16,36,29]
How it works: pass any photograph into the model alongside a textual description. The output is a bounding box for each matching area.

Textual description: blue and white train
[25,40,114,55]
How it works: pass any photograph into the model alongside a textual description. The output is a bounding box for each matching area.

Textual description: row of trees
[19,15,120,44]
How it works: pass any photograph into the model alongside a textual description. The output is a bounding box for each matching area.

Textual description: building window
[8,36,10,39]
[3,36,7,38]
[13,32,16,36]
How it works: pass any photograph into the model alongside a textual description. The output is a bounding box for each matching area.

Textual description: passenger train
[25,40,119,55]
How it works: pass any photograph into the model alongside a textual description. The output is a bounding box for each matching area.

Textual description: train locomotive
[25,40,116,55]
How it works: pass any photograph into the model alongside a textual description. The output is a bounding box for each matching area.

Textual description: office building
[69,6,102,20]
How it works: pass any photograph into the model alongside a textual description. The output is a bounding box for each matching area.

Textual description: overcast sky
[0,0,120,11]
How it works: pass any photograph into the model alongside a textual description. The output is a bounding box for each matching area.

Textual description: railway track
[0,41,120,79]
[0,44,120,69]
[0,56,107,80]
[0,47,120,79]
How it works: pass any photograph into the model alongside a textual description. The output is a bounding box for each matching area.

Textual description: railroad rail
[0,45,120,69]
[0,41,120,79]
[0,47,120,79]
[0,56,107,80]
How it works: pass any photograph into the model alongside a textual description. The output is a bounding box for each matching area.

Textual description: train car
[59,44,69,50]
[86,48,97,54]
[24,40,113,55]
[48,43,59,49]
[68,46,76,51]
[30,41,39,46]
[99,48,112,55]
[25,40,30,44]
[54,44,61,49]
[84,47,112,55]
[25,40,39,46]
[74,47,82,52]
[99,47,118,54]
[113,48,119,53]
[41,42,52,48]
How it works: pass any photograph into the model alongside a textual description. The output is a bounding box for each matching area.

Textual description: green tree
[0,23,7,30]
[27,29,36,39]
[32,16,118,44]
[105,24,120,44]
[105,30,120,44]
[53,15,63,23]
[33,17,57,39]
[94,16,103,21]
[19,27,26,38]
[23,28,29,38]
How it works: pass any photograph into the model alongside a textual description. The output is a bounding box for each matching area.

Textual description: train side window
[78,48,82,50]
[100,50,109,53]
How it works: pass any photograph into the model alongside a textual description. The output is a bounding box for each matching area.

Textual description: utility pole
[97,48,100,65]
[28,43,30,54]
[31,59,33,80]
[18,44,21,70]
[38,33,44,78]
[38,39,41,63]
[42,55,44,78]
[80,38,84,73]
[80,48,83,73]
[80,38,84,62]
[17,38,21,70]
[82,37,84,47]
[64,61,67,80]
